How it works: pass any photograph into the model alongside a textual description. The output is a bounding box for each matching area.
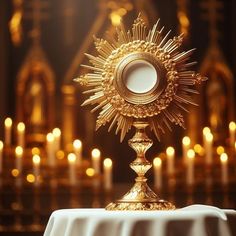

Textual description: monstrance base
[105,181,176,211]
[105,200,175,211]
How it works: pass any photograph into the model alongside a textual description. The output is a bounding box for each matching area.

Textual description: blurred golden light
[32,147,40,155]
[27,174,35,183]
[194,144,202,154]
[33,154,40,165]
[205,132,213,142]
[57,150,65,160]
[91,148,101,159]
[68,153,76,163]
[17,122,25,132]
[46,133,54,142]
[52,128,61,137]
[166,146,175,156]
[110,12,122,26]
[12,169,19,177]
[153,157,162,167]
[216,146,225,155]
[203,127,211,136]
[103,158,112,168]
[73,139,82,149]
[15,146,23,156]
[4,117,12,127]
[86,168,95,177]
[220,153,228,162]
[0,141,3,150]
[182,136,190,146]
[187,149,195,159]
[229,121,236,131]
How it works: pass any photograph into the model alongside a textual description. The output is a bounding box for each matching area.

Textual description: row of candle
[153,147,232,189]
[0,145,113,190]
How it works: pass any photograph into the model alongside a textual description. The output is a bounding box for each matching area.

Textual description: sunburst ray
[75,14,206,141]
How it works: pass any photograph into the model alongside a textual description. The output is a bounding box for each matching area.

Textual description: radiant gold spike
[75,14,206,210]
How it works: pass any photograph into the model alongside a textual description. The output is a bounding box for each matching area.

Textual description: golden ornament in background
[75,13,206,210]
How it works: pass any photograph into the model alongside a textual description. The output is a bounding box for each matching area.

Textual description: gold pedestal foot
[106,121,175,211]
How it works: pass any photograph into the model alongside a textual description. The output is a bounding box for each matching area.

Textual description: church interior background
[0,0,236,235]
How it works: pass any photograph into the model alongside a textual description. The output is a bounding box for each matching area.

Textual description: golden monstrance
[75,14,207,210]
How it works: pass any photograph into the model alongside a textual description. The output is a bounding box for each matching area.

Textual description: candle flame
[68,153,76,163]
[229,121,236,131]
[203,127,211,136]
[0,141,3,150]
[166,146,175,156]
[205,132,213,142]
[15,146,23,156]
[17,122,25,132]
[33,154,40,165]
[220,153,228,162]
[153,157,162,167]
[187,149,195,159]
[52,128,61,137]
[73,139,82,149]
[46,133,54,142]
[104,158,112,168]
[182,136,191,146]
[4,117,12,127]
[92,148,101,159]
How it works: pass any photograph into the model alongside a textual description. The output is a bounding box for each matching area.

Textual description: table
[44,205,236,236]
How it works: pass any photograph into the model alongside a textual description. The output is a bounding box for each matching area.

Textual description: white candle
[186,149,195,186]
[33,154,40,187]
[182,136,190,164]
[46,133,55,167]
[73,139,82,166]
[17,122,25,148]
[92,148,101,175]
[0,141,3,174]
[229,122,236,148]
[103,158,112,190]
[52,128,61,152]
[153,157,162,189]
[15,146,23,173]
[4,117,12,146]
[205,132,213,165]
[68,153,76,186]
[220,153,228,185]
[166,146,175,175]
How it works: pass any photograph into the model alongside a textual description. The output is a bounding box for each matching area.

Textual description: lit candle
[229,122,236,148]
[182,136,190,164]
[220,153,228,185]
[52,128,61,152]
[4,117,12,146]
[153,157,162,189]
[103,158,112,190]
[205,132,213,165]
[32,154,40,187]
[92,148,101,175]
[0,141,3,174]
[17,122,25,148]
[166,146,175,175]
[186,149,195,186]
[73,139,82,166]
[46,133,55,167]
[15,146,23,173]
[68,153,76,186]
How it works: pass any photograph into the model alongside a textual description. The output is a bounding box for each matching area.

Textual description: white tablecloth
[44,205,236,236]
